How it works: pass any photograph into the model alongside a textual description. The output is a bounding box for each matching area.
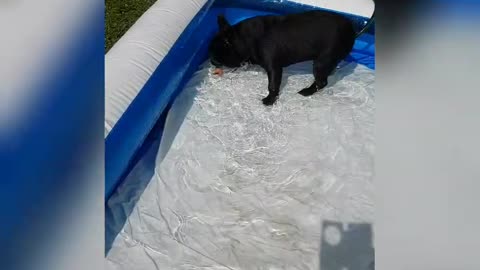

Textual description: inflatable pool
[106,0,375,269]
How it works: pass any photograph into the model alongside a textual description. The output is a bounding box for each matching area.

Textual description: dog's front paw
[262,95,277,106]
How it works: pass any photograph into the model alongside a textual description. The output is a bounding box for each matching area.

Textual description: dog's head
[209,15,246,68]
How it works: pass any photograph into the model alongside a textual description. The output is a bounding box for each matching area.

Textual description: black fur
[209,10,356,105]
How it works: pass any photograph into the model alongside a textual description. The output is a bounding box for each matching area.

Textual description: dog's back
[236,10,355,67]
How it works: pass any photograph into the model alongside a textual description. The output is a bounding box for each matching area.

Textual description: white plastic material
[106,61,375,270]
[105,0,207,137]
[293,0,373,17]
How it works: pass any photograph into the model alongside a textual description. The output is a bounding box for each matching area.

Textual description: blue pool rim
[105,0,375,202]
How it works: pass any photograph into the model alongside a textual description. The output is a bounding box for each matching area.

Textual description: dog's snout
[211,58,221,67]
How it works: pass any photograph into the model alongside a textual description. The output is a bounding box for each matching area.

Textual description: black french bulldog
[209,10,366,105]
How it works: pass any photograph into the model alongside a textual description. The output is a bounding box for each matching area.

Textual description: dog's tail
[355,9,375,39]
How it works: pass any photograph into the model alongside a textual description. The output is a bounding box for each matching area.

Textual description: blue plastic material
[215,0,375,34]
[105,0,217,200]
[105,0,375,202]
[2,7,104,253]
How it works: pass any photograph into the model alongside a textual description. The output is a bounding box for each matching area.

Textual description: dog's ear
[217,15,230,31]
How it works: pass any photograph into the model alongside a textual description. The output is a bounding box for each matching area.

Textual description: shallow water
[106,61,375,270]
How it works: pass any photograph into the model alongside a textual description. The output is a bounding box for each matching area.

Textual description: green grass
[105,0,157,53]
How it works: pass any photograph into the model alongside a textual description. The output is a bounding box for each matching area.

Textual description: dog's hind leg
[298,58,338,96]
[262,66,283,106]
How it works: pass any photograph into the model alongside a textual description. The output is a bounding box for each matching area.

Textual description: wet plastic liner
[106,60,374,269]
